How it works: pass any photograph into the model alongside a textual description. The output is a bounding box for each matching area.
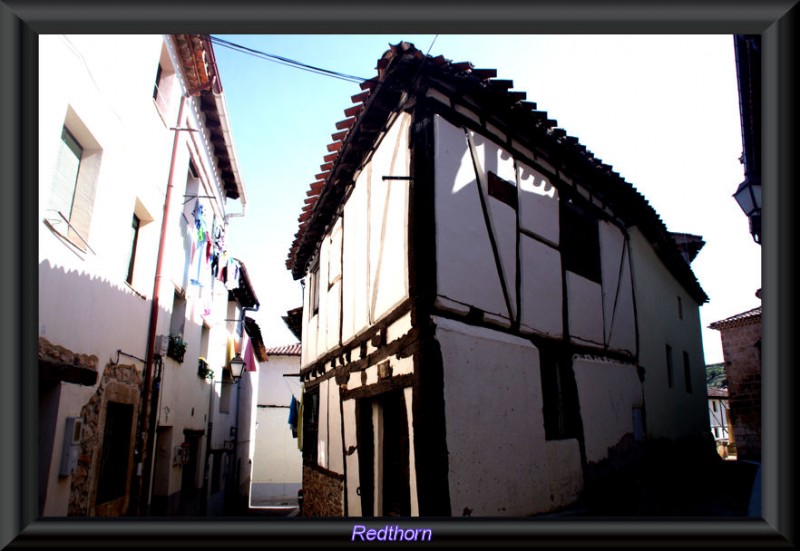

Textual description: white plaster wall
[519,235,562,338]
[326,220,343,351]
[257,354,302,407]
[327,377,344,475]
[469,130,518,321]
[599,221,636,354]
[628,229,708,441]
[434,116,507,318]
[573,356,643,464]
[38,35,177,516]
[367,113,411,323]
[518,161,559,245]
[311,113,411,363]
[566,272,605,346]
[435,316,581,516]
[342,399,361,516]
[341,174,370,345]
[403,386,419,516]
[544,439,583,510]
[317,379,330,469]
[252,407,302,488]
[39,35,248,511]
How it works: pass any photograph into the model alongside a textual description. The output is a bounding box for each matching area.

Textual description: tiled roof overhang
[265,343,302,357]
[282,306,303,341]
[707,387,729,398]
[229,258,259,309]
[172,34,245,202]
[244,316,268,362]
[709,306,762,330]
[286,42,708,304]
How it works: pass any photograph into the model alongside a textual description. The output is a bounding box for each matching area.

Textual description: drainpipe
[132,94,188,516]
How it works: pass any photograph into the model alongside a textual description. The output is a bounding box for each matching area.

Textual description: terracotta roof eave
[709,306,762,330]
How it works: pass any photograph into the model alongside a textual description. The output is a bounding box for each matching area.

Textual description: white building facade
[251,344,303,507]
[38,34,258,517]
[286,42,710,517]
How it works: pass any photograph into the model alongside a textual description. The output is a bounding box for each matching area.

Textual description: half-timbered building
[286,42,710,517]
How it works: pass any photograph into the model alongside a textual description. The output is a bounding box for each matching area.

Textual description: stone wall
[69,362,143,516]
[301,465,344,517]
[719,321,761,462]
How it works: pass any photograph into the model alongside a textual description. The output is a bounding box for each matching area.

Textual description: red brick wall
[719,321,761,462]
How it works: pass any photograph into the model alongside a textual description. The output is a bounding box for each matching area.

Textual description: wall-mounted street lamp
[733,177,761,244]
[228,353,246,381]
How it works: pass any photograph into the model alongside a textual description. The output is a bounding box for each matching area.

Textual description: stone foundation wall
[719,321,761,462]
[69,362,143,516]
[301,465,344,517]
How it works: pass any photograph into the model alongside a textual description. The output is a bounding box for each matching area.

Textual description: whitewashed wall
[38,35,176,516]
[251,353,302,504]
[628,229,708,440]
[573,356,643,463]
[434,116,568,338]
[342,399,361,516]
[599,221,636,354]
[435,316,582,516]
[38,35,245,515]
[303,112,412,366]
[434,117,509,320]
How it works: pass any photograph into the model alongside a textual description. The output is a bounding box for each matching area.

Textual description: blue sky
[211,35,761,364]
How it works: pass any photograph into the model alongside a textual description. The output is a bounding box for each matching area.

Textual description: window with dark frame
[539,344,580,441]
[49,127,83,221]
[560,198,601,283]
[310,266,320,316]
[126,214,140,285]
[302,387,319,464]
[665,344,674,388]
[677,296,683,320]
[683,351,692,393]
[487,171,518,209]
[153,64,163,100]
[47,121,100,251]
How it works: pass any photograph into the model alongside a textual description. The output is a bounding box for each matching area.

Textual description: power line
[208,35,368,84]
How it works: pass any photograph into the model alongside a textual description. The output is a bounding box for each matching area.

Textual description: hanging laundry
[297,396,304,451]
[212,217,225,250]
[210,252,219,278]
[190,230,206,286]
[218,250,229,282]
[192,199,203,229]
[288,395,299,438]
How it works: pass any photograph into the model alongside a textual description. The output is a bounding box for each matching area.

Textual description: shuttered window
[48,127,82,220]
[47,124,98,250]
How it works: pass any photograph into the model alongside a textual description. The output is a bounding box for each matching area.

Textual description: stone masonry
[68,362,143,516]
[711,307,761,463]
[301,465,344,517]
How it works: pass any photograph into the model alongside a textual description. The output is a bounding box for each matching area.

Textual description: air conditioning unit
[155,334,169,357]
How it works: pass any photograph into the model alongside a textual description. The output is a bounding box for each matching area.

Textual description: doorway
[357,390,410,517]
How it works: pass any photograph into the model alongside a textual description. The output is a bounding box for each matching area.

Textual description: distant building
[286,43,711,517]
[710,298,762,463]
[251,344,303,507]
[707,386,734,459]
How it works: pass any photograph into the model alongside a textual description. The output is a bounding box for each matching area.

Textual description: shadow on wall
[39,259,155,350]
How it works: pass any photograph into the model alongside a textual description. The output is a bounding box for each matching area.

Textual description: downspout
[132,93,188,516]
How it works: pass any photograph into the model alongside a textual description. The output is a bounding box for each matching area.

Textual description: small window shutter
[48,127,82,219]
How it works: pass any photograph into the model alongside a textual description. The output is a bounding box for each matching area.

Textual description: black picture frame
[2,1,795,548]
